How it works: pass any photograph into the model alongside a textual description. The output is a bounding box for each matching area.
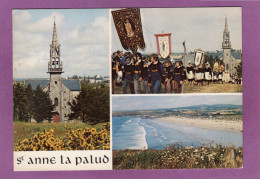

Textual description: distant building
[89,75,105,83]
[25,19,80,123]
[103,76,110,82]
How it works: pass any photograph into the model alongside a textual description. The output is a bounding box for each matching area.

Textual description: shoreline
[158,116,242,134]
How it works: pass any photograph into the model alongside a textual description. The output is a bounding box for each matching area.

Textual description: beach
[159,116,242,134]
[113,116,243,150]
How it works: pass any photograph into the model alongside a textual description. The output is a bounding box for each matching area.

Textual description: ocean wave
[125,119,132,124]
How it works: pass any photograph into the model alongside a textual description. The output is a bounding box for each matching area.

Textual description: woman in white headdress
[186,61,194,85]
[204,62,212,86]
[218,64,225,84]
[195,65,203,86]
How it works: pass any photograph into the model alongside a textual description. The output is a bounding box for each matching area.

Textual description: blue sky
[112,95,242,111]
[13,9,109,78]
[111,7,242,53]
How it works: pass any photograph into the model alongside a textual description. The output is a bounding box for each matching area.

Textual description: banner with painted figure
[155,33,172,59]
[194,49,205,67]
[111,8,146,54]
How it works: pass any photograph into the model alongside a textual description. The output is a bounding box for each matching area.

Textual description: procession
[112,50,242,94]
[111,8,242,94]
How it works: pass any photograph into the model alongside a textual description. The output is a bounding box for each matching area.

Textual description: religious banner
[194,49,205,67]
[213,61,219,72]
[111,8,146,54]
[155,33,172,59]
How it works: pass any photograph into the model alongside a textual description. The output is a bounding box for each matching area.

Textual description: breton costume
[172,63,185,93]
[204,63,212,85]
[212,71,219,83]
[164,61,172,93]
[133,58,142,94]
[195,66,204,85]
[186,62,195,84]
[218,65,225,84]
[122,61,134,94]
[140,58,149,94]
[148,61,166,94]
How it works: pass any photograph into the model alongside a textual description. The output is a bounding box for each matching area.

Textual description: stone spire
[224,16,229,32]
[52,16,59,45]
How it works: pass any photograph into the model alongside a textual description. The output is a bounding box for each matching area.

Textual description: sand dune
[159,116,242,133]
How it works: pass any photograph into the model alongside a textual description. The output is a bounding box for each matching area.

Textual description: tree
[205,55,214,68]
[32,85,54,123]
[235,61,242,78]
[25,83,34,122]
[71,75,78,79]
[215,55,220,62]
[13,83,29,121]
[69,83,109,125]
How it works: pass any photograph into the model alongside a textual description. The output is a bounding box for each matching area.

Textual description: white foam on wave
[125,119,132,124]
[127,118,148,149]
[121,119,132,127]
[160,131,168,140]
[115,118,148,150]
[143,123,159,137]
[128,124,148,150]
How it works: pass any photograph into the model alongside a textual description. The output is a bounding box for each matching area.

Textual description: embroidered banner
[155,33,172,59]
[194,49,205,67]
[111,8,146,54]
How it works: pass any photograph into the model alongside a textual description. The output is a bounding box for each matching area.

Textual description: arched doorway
[53,113,59,123]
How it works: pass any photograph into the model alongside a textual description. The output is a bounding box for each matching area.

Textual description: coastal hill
[113,104,242,120]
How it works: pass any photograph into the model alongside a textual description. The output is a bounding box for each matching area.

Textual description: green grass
[113,82,242,94]
[13,121,107,147]
[113,144,243,169]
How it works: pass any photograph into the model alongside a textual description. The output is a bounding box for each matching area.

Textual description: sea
[112,116,243,150]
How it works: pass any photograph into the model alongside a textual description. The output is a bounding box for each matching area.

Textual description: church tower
[222,17,232,74]
[48,18,64,122]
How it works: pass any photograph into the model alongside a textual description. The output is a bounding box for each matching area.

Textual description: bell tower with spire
[222,16,232,74]
[48,17,64,122]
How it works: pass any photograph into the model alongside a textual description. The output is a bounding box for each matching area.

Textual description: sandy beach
[159,116,243,134]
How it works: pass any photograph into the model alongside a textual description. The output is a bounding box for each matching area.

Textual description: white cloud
[13,10,31,28]
[13,10,109,78]
[66,16,108,45]
[24,12,64,32]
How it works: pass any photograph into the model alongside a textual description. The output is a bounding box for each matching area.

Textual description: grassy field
[113,144,243,169]
[114,82,242,94]
[13,121,106,147]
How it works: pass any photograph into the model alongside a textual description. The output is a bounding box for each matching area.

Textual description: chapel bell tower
[47,17,64,122]
[222,17,232,74]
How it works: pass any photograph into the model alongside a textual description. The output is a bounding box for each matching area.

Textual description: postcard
[0,1,259,178]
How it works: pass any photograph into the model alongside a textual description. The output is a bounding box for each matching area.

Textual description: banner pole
[182,40,186,93]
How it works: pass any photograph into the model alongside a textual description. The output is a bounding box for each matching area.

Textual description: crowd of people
[111,50,242,94]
